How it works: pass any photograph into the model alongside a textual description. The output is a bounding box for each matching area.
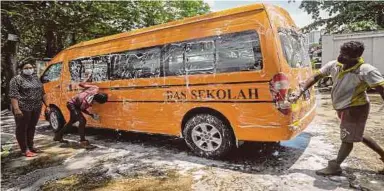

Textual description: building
[304,30,321,46]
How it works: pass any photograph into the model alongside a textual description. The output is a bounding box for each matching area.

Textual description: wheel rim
[191,123,222,152]
[50,112,59,130]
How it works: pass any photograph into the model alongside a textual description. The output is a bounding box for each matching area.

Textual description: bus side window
[131,47,161,79]
[111,53,131,80]
[185,39,215,75]
[70,56,109,82]
[69,60,82,82]
[216,31,263,73]
[128,51,142,79]
[80,58,93,82]
[111,47,161,80]
[163,44,185,76]
[91,56,108,82]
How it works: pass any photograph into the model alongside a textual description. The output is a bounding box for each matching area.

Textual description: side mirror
[40,75,49,83]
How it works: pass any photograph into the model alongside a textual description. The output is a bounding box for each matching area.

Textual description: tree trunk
[57,32,64,53]
[45,28,56,58]
[70,32,77,45]
[1,14,19,110]
[3,43,17,110]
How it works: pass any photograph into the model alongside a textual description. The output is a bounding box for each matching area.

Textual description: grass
[41,169,193,191]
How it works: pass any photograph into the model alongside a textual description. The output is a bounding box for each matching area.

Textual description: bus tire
[48,107,65,132]
[183,114,235,159]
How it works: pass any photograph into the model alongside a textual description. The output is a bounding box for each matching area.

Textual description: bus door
[41,62,64,110]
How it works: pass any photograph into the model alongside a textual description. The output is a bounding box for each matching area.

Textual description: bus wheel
[49,107,65,132]
[183,114,235,159]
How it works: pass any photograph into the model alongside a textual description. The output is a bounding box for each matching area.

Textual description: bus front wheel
[183,114,235,159]
[48,107,65,132]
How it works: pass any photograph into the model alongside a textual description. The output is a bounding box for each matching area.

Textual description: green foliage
[309,43,321,49]
[1,1,210,109]
[1,1,210,59]
[299,1,384,34]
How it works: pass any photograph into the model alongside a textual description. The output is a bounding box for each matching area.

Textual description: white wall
[321,31,384,74]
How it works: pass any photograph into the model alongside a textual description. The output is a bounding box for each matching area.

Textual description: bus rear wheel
[183,114,235,159]
[48,107,65,132]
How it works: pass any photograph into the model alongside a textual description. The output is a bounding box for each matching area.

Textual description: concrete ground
[1,91,383,191]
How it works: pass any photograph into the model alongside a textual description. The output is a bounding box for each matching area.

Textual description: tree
[1,1,210,109]
[299,1,384,33]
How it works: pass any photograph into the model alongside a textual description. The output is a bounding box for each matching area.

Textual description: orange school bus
[40,3,316,158]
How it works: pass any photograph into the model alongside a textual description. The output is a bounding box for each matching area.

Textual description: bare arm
[79,82,95,89]
[82,106,93,116]
[82,107,99,120]
[301,73,323,92]
[291,73,324,102]
[79,73,99,89]
[290,61,334,102]
[11,98,23,117]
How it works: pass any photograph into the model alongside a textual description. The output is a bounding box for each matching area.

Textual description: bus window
[130,47,161,78]
[216,31,263,73]
[185,39,215,75]
[91,56,109,82]
[80,58,93,81]
[41,63,62,83]
[111,54,126,79]
[69,56,109,82]
[113,53,133,79]
[110,47,161,80]
[69,60,82,82]
[163,44,185,76]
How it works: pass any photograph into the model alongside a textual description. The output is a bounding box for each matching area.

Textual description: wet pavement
[1,92,384,191]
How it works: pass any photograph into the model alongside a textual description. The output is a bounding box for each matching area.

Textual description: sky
[203,0,328,28]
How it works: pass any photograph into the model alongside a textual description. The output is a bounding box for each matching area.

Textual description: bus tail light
[270,73,291,115]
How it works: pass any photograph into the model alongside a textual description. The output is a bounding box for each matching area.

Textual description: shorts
[337,104,370,143]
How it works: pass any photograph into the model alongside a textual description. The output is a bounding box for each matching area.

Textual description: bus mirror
[40,75,49,83]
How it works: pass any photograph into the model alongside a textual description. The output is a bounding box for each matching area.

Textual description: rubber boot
[80,140,96,149]
[316,160,342,176]
[53,134,69,143]
[379,158,384,175]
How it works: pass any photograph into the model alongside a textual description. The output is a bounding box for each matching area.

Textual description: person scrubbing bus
[53,73,108,148]
[290,41,384,175]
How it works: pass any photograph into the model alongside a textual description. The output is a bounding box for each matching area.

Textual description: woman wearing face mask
[9,62,50,157]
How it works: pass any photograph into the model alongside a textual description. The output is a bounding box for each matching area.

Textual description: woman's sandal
[29,147,43,153]
[24,150,37,157]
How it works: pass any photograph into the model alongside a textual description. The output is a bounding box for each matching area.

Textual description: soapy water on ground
[1,92,383,191]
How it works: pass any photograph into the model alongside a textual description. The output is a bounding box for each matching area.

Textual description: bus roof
[67,3,267,50]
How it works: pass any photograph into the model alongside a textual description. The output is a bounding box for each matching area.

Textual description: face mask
[22,68,34,75]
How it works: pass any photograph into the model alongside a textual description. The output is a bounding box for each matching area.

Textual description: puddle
[281,132,311,150]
